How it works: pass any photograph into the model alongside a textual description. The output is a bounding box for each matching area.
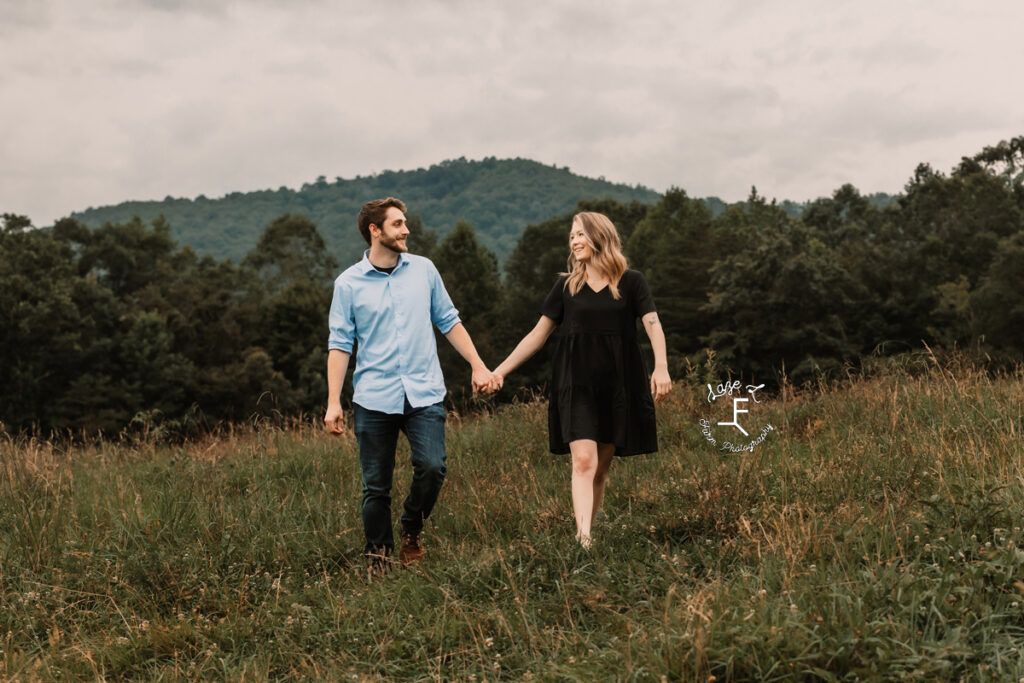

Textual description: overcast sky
[2,0,1021,226]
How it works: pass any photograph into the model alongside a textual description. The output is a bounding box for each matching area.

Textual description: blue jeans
[352,399,447,556]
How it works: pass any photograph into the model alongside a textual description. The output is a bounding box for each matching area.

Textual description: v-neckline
[584,280,609,294]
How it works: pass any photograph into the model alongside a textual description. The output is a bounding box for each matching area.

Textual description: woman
[487,212,672,548]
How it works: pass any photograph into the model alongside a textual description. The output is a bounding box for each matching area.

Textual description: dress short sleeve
[540,276,566,324]
[631,270,657,317]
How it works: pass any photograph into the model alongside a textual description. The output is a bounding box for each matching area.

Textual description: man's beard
[380,235,408,253]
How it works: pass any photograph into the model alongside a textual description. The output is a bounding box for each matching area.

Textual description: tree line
[2,137,1021,437]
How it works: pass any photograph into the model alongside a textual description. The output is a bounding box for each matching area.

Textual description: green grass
[3,358,1024,680]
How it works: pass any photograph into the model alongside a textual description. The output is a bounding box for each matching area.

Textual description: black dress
[540,269,659,457]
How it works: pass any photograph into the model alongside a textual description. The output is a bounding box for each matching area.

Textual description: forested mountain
[6,138,1017,437]
[70,157,661,266]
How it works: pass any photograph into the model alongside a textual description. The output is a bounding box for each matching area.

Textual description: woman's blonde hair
[564,212,628,299]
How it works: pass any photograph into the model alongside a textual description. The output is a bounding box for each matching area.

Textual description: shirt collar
[358,250,409,274]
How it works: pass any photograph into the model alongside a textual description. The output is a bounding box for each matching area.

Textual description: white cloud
[1,0,1021,224]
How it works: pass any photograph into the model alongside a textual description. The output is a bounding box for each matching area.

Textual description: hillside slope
[70,157,661,266]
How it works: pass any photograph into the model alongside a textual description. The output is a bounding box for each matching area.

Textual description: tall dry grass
[2,355,1023,680]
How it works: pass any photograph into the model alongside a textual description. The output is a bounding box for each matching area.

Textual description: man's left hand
[472,367,494,395]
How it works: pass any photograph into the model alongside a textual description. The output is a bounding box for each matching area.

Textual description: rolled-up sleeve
[428,264,461,334]
[327,280,356,353]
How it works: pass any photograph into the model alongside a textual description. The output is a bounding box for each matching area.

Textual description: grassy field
[2,356,1024,681]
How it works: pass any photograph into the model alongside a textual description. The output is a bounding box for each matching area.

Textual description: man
[325,197,492,575]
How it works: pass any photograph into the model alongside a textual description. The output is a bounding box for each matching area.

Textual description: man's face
[373,206,410,253]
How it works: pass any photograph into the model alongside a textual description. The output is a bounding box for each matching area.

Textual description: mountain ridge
[70,156,662,266]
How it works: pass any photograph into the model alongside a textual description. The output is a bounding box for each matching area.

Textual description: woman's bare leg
[591,443,615,523]
[569,439,599,547]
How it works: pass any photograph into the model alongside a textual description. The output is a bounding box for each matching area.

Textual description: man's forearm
[443,323,486,370]
[327,349,351,405]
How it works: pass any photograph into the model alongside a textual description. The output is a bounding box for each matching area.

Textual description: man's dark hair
[357,197,407,244]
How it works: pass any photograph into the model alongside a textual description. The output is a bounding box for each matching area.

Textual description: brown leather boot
[398,530,425,566]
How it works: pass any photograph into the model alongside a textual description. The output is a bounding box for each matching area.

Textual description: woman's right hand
[484,372,504,394]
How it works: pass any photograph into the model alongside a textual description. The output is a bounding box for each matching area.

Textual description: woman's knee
[572,451,598,475]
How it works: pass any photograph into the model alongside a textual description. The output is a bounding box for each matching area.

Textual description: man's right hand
[324,404,345,434]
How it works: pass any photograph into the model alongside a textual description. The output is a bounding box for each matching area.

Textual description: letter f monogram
[718,398,749,436]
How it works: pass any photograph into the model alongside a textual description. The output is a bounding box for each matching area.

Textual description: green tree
[702,207,862,384]
[873,159,1022,350]
[431,220,502,407]
[498,213,570,395]
[627,188,715,364]
[971,232,1024,361]
[972,135,1024,207]
[0,216,96,431]
[406,213,437,259]
[242,214,338,295]
[74,215,185,299]
[260,280,331,411]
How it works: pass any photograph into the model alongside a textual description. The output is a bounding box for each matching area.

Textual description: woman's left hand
[650,368,672,402]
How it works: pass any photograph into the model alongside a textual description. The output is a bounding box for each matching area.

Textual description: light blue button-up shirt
[328,251,461,414]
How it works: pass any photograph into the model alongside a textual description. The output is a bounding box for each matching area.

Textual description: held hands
[650,367,672,402]
[482,372,504,395]
[471,365,501,396]
[472,365,504,396]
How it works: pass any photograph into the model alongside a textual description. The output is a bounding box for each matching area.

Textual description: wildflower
[789,604,798,612]
[569,656,577,664]
[485,637,494,648]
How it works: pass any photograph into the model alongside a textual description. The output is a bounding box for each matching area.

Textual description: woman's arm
[642,312,672,402]
[488,316,558,390]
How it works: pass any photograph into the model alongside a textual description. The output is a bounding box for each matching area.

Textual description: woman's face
[569,220,594,263]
